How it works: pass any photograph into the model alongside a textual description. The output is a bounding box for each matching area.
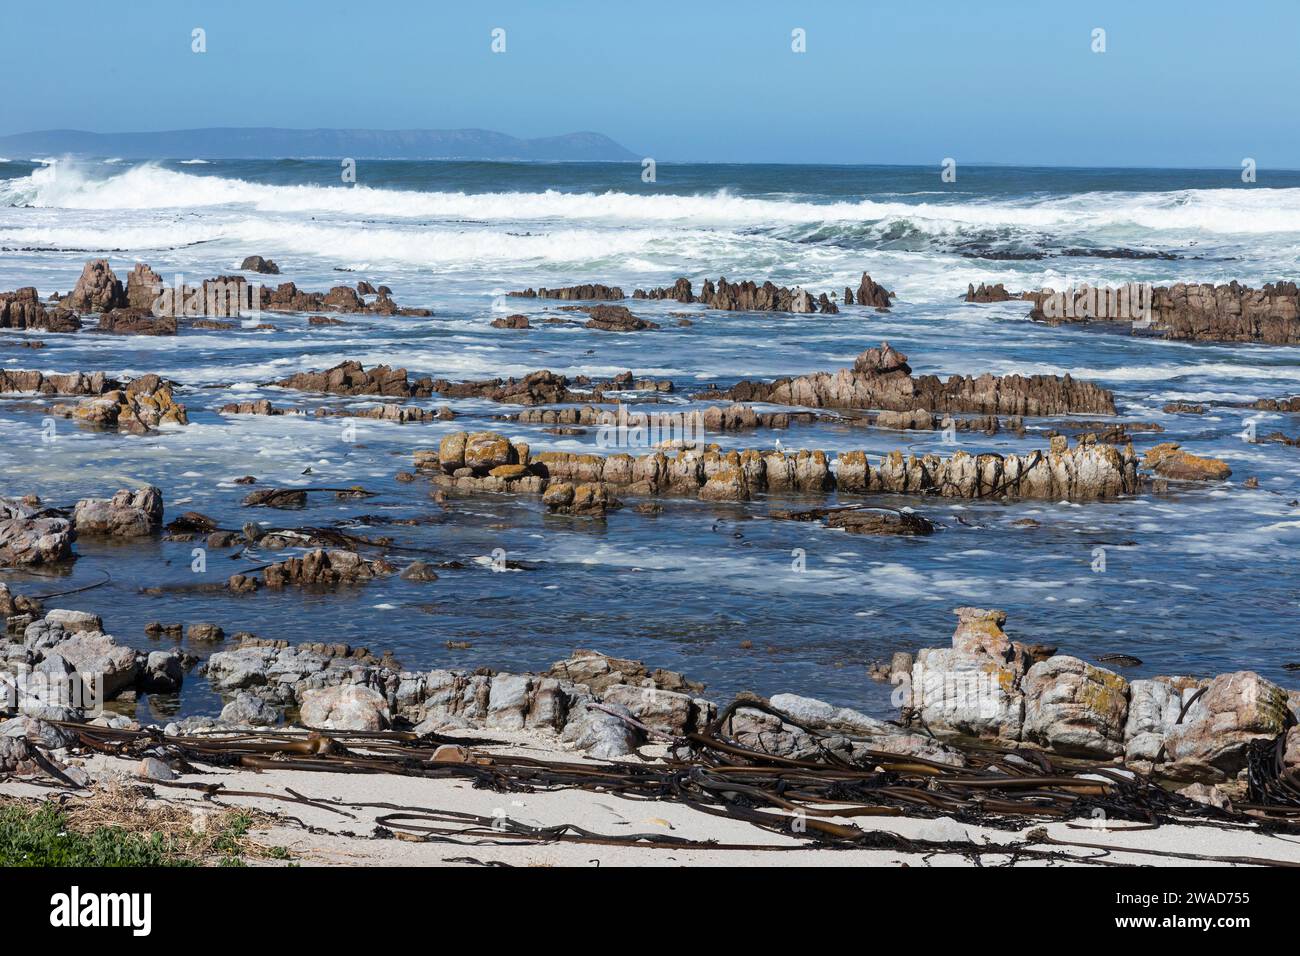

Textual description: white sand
[4,727,1297,867]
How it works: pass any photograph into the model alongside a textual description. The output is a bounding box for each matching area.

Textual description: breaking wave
[5,162,1300,238]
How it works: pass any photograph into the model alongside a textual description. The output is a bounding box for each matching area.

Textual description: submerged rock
[584,304,659,332]
[825,509,933,536]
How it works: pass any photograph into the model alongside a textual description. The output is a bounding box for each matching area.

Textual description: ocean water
[1,157,1298,721]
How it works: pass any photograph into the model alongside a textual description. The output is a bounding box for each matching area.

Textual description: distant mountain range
[0,127,639,162]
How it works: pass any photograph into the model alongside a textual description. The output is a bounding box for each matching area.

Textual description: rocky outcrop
[0,497,74,567]
[699,277,838,314]
[490,314,531,329]
[261,549,395,589]
[1147,282,1300,344]
[240,255,280,275]
[0,369,116,396]
[1248,395,1300,413]
[717,343,1116,416]
[1162,672,1291,780]
[201,641,710,758]
[900,607,1295,783]
[72,486,164,537]
[1,610,181,705]
[632,277,695,303]
[272,362,653,406]
[1028,280,1300,344]
[420,431,1137,503]
[261,281,430,316]
[60,259,125,312]
[51,374,188,432]
[513,403,815,432]
[94,308,177,335]
[542,481,621,517]
[528,435,1137,502]
[272,361,434,398]
[124,263,164,311]
[965,282,1013,303]
[1021,656,1129,757]
[418,431,546,494]
[344,367,670,407]
[1142,442,1232,481]
[509,283,625,301]
[220,400,452,424]
[585,304,659,332]
[431,369,571,405]
[0,288,80,332]
[299,684,390,731]
[854,273,894,310]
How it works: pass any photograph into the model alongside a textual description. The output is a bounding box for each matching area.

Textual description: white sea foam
[6,162,1300,236]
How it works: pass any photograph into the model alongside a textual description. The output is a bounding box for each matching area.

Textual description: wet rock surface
[716,343,1116,416]
[52,374,187,432]
[584,304,659,332]
[528,434,1137,502]
[1142,442,1232,481]
[72,486,164,537]
[0,498,74,567]
[261,549,395,589]
[0,287,80,332]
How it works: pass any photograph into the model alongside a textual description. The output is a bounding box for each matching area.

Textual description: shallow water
[1,157,1297,719]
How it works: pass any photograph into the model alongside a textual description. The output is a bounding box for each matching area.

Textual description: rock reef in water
[509,283,625,301]
[512,403,817,431]
[51,374,188,432]
[1142,442,1232,481]
[0,287,80,332]
[417,429,1139,503]
[240,255,279,275]
[261,548,395,589]
[965,282,1015,303]
[1026,280,1300,345]
[715,343,1117,416]
[0,369,117,396]
[584,304,659,331]
[509,275,871,315]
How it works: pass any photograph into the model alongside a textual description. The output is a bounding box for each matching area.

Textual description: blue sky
[7,0,1298,166]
